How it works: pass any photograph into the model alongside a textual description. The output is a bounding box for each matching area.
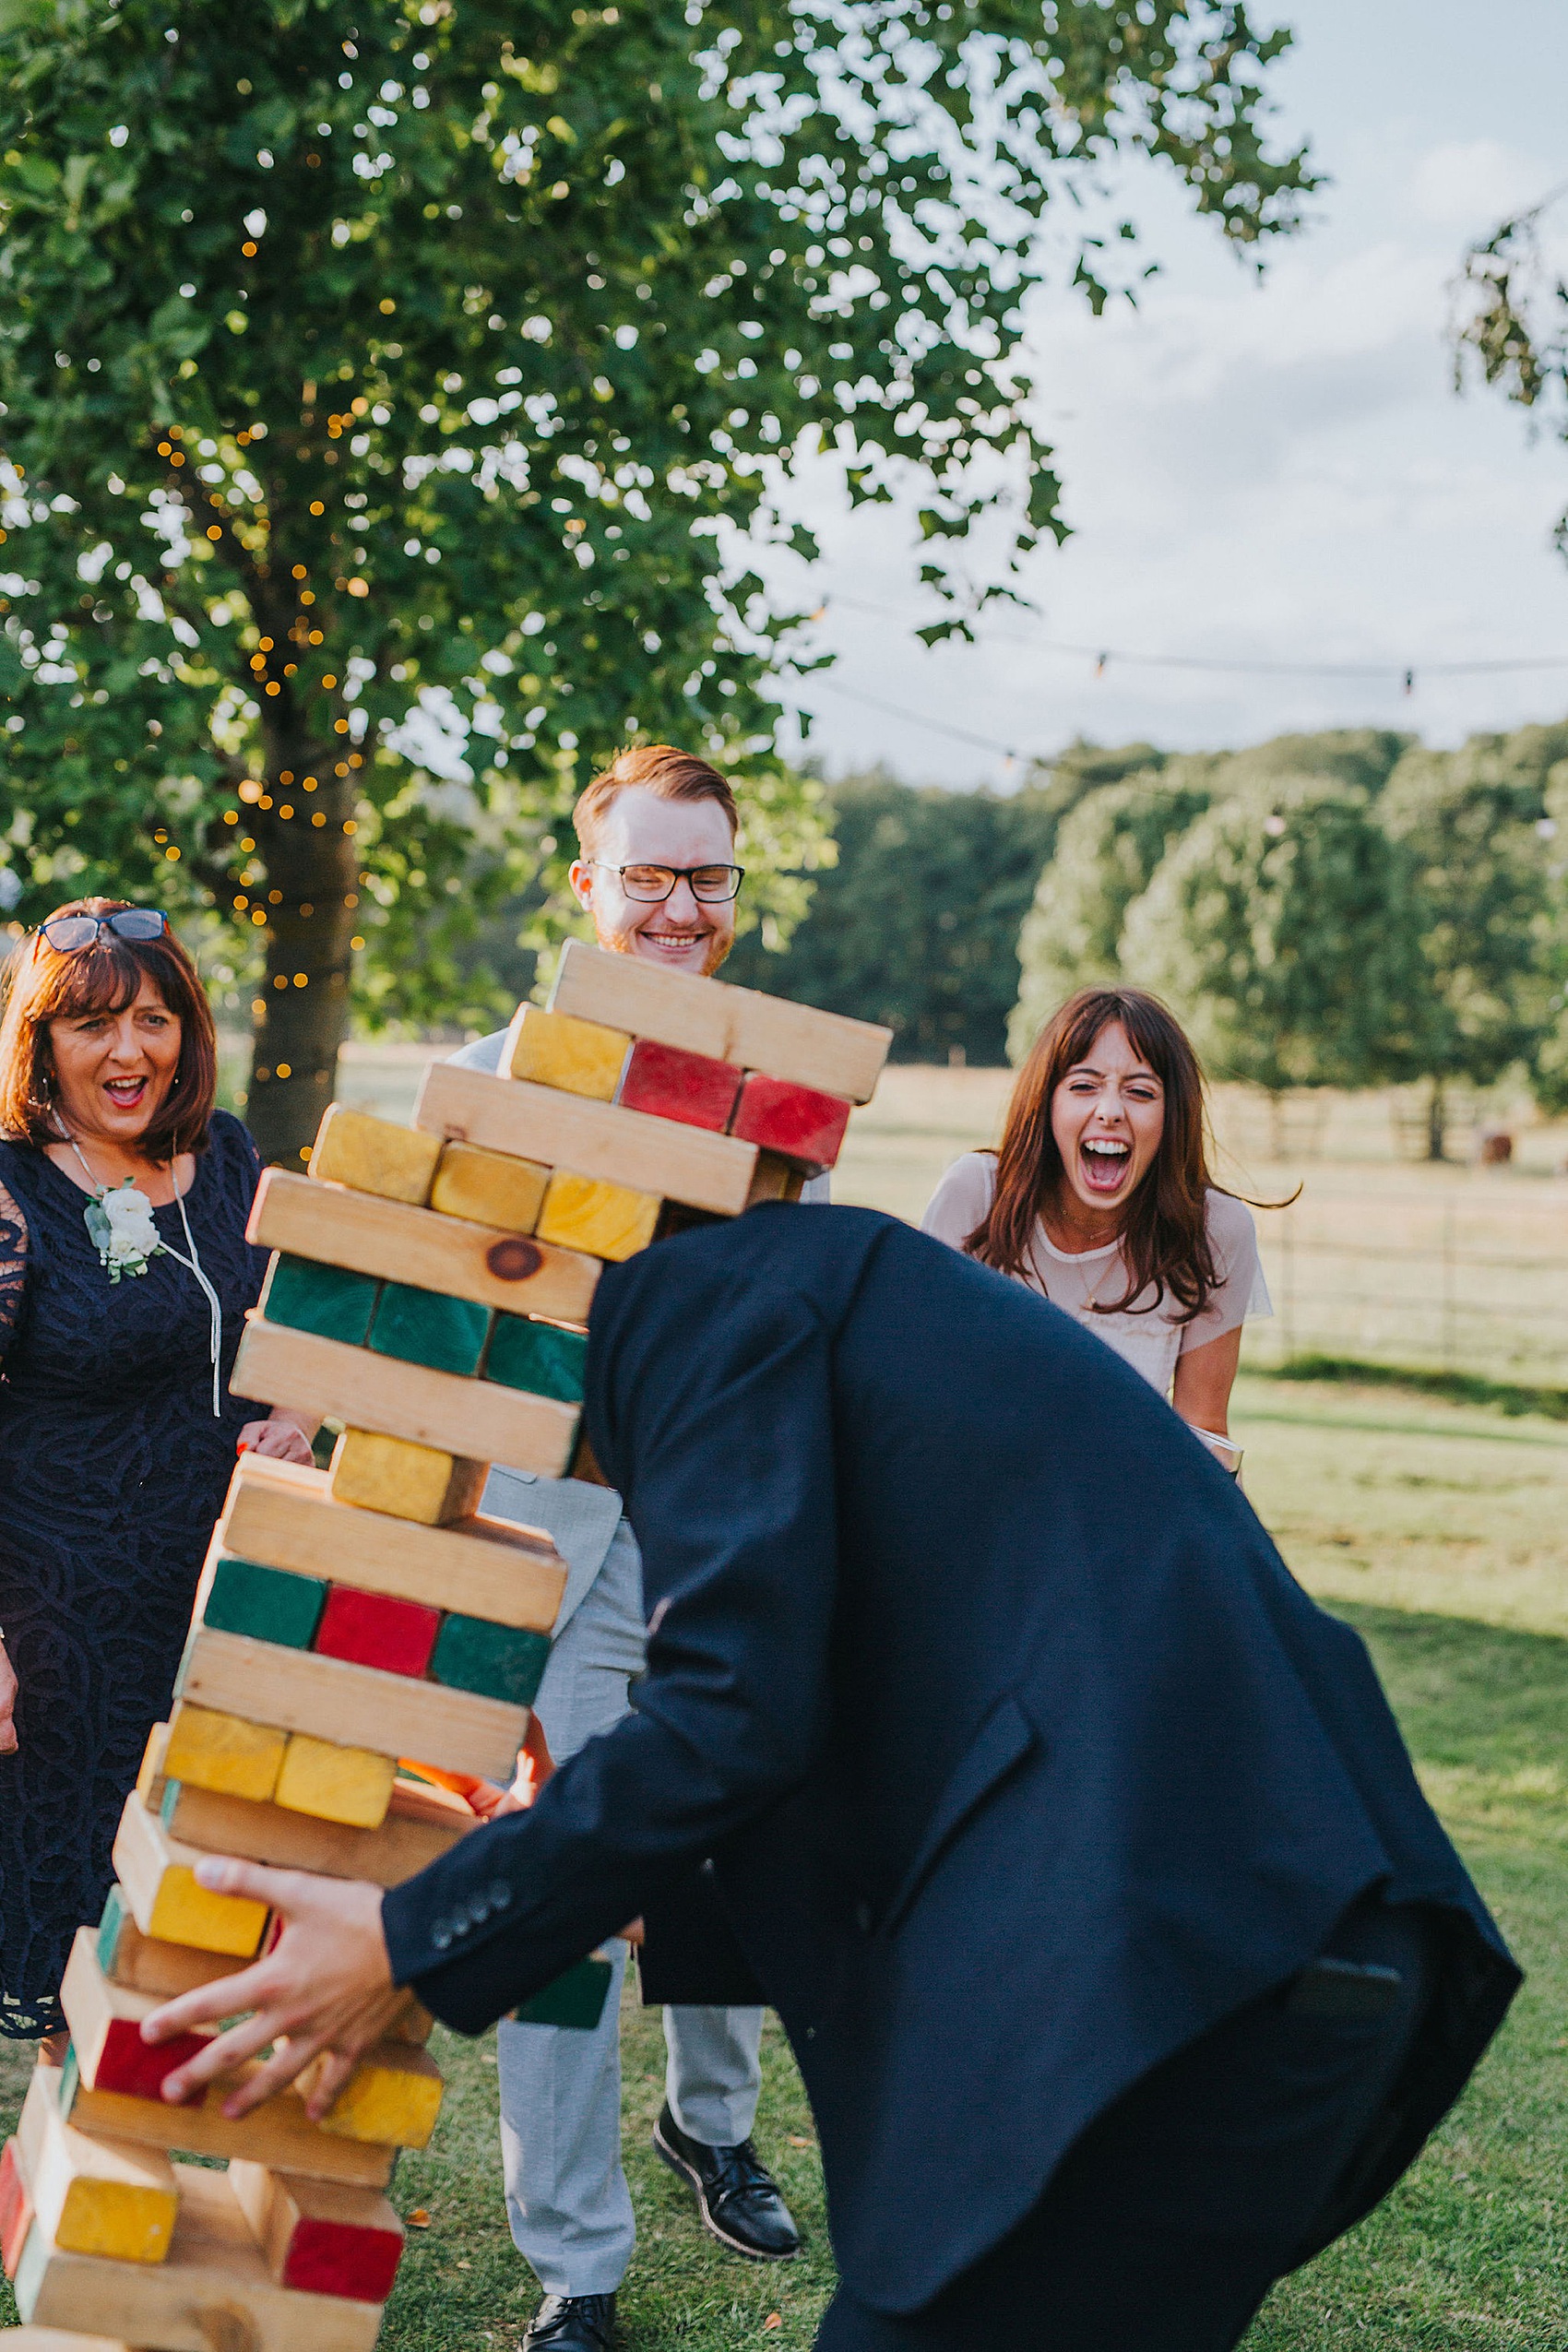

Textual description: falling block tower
[0,942,891,2352]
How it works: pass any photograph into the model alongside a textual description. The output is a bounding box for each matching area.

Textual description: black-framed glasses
[39,909,170,953]
[592,861,744,904]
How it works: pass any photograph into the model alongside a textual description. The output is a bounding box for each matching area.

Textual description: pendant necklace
[60,1128,223,1418]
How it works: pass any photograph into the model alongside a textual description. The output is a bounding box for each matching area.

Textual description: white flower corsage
[84,1178,163,1282]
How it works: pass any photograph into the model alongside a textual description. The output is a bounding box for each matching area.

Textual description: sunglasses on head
[39,909,170,954]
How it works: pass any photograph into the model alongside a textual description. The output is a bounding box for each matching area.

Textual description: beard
[600,924,731,977]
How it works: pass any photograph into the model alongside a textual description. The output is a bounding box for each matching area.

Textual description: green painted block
[513,1954,613,2031]
[368,1281,493,1377]
[96,1886,130,1980]
[431,1613,551,1707]
[261,1253,381,1346]
[57,2042,79,2116]
[160,1778,184,1830]
[203,1553,326,1649]
[484,1315,588,1403]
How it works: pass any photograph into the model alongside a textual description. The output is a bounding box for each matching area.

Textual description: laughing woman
[921,987,1272,1467]
[0,900,314,2042]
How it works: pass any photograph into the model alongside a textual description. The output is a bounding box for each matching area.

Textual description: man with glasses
[447,746,813,2352]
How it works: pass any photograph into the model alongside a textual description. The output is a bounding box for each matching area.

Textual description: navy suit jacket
[382,1206,1519,2312]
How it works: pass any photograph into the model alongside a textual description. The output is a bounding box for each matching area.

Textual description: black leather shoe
[523,2292,617,2351]
[652,2102,802,2261]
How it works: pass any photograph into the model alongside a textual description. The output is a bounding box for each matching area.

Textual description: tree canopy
[0,0,1313,1159]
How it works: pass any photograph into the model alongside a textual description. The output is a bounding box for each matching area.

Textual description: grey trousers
[497,1522,765,2298]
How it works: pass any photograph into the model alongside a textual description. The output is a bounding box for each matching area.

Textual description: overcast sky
[767,0,1568,788]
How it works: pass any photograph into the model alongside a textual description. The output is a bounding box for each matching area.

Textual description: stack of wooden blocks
[0,941,890,2352]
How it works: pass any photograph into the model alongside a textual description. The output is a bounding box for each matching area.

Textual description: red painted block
[315,1585,441,1679]
[87,2016,208,2104]
[0,2136,32,2280]
[730,1071,851,1168]
[618,1037,742,1132]
[282,2213,406,2303]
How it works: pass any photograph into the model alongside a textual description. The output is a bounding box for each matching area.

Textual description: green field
[4,1063,1566,2346]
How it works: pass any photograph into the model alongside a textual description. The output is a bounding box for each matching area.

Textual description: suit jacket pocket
[878,1693,1039,1939]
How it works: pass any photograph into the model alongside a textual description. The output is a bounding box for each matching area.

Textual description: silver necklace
[59,1128,223,1418]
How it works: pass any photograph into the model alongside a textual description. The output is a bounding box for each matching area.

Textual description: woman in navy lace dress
[0,900,315,2040]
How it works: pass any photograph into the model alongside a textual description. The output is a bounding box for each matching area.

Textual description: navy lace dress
[0,1111,269,2037]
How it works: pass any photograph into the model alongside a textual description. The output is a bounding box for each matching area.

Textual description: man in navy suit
[146,1206,1519,2350]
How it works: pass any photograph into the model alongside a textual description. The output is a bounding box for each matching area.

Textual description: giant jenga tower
[0,942,891,2352]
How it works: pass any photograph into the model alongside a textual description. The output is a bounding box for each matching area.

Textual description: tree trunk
[1425,1077,1447,1164]
[243,732,362,1169]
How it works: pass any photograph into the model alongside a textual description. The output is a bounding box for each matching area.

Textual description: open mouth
[103,1076,149,1111]
[1078,1135,1132,1194]
[639,926,711,962]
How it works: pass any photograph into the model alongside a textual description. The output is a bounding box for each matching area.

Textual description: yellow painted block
[275,1733,398,1830]
[309,1105,443,1205]
[502,1004,629,1100]
[147,1865,268,1958]
[314,2043,445,2149]
[536,1170,660,1263]
[329,1427,488,1526]
[429,1141,549,1234]
[54,2172,178,2264]
[163,1705,286,1804]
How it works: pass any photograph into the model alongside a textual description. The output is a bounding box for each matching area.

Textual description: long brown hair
[968,987,1223,1323]
[0,898,218,1158]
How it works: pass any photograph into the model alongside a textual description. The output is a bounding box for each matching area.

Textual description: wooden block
[55,2070,395,2191]
[232,1315,579,1476]
[731,1070,851,1168]
[430,1613,551,1707]
[178,1626,530,1784]
[112,1795,268,1959]
[59,1933,211,2111]
[160,1778,470,1885]
[251,1166,599,1323]
[513,1954,614,2030]
[416,1061,758,1217]
[617,1036,742,1132]
[315,1586,440,1679]
[16,2065,177,2264]
[274,1736,398,1828]
[200,1554,327,1650]
[227,2163,403,2304]
[309,1102,441,1204]
[220,1453,567,1633]
[484,1315,588,1402]
[368,1281,493,1376]
[14,2153,385,2350]
[330,1427,490,1526]
[95,1889,249,2004]
[135,1723,170,1807]
[536,1170,660,1263]
[257,1253,381,1347]
[0,2139,31,2281]
[429,1139,548,1233]
[550,936,893,1101]
[0,2331,128,2352]
[162,1703,286,1803]
[746,1150,807,1206]
[300,2041,444,2149]
[502,1003,630,1099]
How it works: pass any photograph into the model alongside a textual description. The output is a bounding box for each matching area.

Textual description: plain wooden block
[429,1140,549,1233]
[416,1061,758,1218]
[315,1586,440,1679]
[302,2041,444,2149]
[162,1703,286,1803]
[617,1036,742,1131]
[200,1554,327,1650]
[228,2163,404,2304]
[309,1104,441,1205]
[220,1454,567,1633]
[513,1954,614,2030]
[503,1003,630,1099]
[329,1427,491,1526]
[745,1150,807,1206]
[159,1777,471,1887]
[484,1314,588,1402]
[135,1723,170,1806]
[731,1070,851,1168]
[0,2139,31,2281]
[60,1932,209,2108]
[95,1890,249,2004]
[14,2154,386,2351]
[274,1735,398,1829]
[0,2331,128,2352]
[178,1625,530,1785]
[536,1170,660,1263]
[112,1795,269,1960]
[550,936,893,1101]
[258,1253,381,1347]
[430,1613,551,1707]
[251,1167,599,1324]
[368,1281,493,1376]
[232,1316,580,1478]
[15,2066,177,2265]
[53,2066,394,2192]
